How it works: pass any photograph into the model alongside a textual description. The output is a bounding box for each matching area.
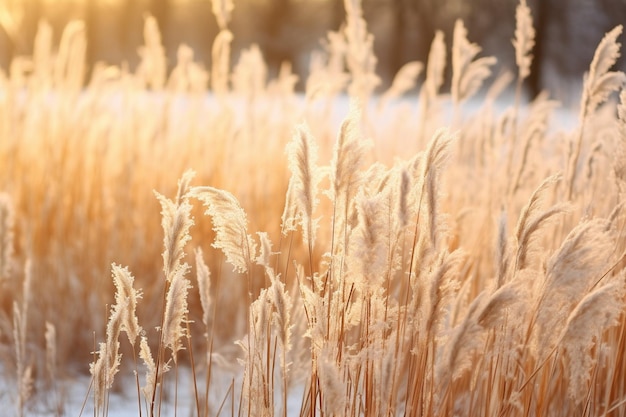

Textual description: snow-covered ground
[0,362,310,417]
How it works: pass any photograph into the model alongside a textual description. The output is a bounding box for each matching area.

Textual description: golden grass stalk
[568,25,626,199]
[419,128,454,250]
[424,250,465,338]
[269,271,292,356]
[159,169,195,279]
[190,186,256,274]
[425,31,446,102]
[111,263,142,346]
[327,108,372,277]
[343,0,380,101]
[195,247,212,329]
[495,208,510,287]
[236,289,274,417]
[509,0,534,173]
[513,0,535,82]
[285,123,321,249]
[137,16,166,90]
[45,321,62,413]
[418,30,446,143]
[439,291,486,386]
[54,20,86,92]
[212,0,234,31]
[581,25,626,116]
[380,61,423,108]
[317,349,346,415]
[451,19,497,106]
[476,281,521,328]
[255,231,276,272]
[534,218,615,357]
[232,45,267,100]
[328,108,371,204]
[13,260,32,417]
[162,266,191,361]
[0,193,14,281]
[510,94,559,193]
[167,45,208,93]
[514,174,569,270]
[557,280,625,404]
[154,191,194,282]
[397,168,411,230]
[44,321,56,384]
[348,190,388,295]
[614,89,626,192]
[90,264,143,414]
[211,29,233,98]
[619,89,626,137]
[139,335,159,407]
[32,20,53,89]
[90,306,123,414]
[267,268,293,417]
[13,301,32,417]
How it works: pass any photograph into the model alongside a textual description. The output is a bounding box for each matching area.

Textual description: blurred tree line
[0,0,625,99]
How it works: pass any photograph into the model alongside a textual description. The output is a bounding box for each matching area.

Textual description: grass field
[2,0,626,416]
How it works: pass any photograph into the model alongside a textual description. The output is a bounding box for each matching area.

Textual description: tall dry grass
[1,0,626,416]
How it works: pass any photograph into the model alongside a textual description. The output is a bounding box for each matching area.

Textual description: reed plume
[90,263,143,413]
[154,192,194,281]
[348,190,389,295]
[513,0,535,82]
[535,218,615,357]
[476,282,521,328]
[557,280,625,403]
[417,31,447,143]
[514,174,569,271]
[343,0,380,101]
[328,108,371,204]
[162,266,191,360]
[451,19,497,106]
[190,186,256,274]
[211,29,234,97]
[568,25,626,199]
[212,0,234,31]
[419,128,455,250]
[380,61,423,107]
[137,15,166,90]
[424,31,446,102]
[111,264,142,345]
[139,336,159,405]
[581,25,625,116]
[90,305,123,414]
[285,123,321,248]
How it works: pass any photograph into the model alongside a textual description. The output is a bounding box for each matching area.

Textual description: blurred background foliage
[0,0,625,101]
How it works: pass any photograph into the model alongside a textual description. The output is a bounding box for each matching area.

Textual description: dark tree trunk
[391,0,407,74]
[528,0,547,97]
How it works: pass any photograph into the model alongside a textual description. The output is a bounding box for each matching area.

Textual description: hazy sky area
[0,0,625,101]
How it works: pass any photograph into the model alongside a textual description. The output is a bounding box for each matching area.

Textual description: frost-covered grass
[2,1,626,416]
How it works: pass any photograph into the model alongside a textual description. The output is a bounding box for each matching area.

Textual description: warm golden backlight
[1,1,626,416]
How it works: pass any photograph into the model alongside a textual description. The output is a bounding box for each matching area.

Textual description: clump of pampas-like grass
[3,1,626,416]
